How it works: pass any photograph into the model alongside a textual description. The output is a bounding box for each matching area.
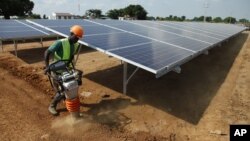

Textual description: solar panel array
[27,19,246,77]
[0,20,55,40]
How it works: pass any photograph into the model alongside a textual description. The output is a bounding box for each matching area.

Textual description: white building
[118,15,136,20]
[51,12,74,20]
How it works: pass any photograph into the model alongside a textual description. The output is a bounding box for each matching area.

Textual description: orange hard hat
[70,25,84,38]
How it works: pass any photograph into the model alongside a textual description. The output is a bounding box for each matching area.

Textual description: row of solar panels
[0,19,246,78]
[26,19,247,77]
[0,20,56,40]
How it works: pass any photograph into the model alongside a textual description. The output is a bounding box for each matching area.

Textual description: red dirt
[0,31,250,141]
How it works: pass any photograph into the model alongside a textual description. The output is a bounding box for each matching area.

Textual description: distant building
[0,16,18,19]
[51,12,74,20]
[118,15,136,20]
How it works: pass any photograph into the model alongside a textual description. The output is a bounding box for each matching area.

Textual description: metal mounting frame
[14,40,18,57]
[123,62,140,95]
[40,38,43,47]
[74,44,82,65]
[0,40,3,52]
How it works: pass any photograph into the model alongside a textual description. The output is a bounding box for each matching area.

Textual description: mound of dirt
[0,54,54,96]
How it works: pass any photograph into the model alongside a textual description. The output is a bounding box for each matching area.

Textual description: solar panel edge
[106,51,157,74]
[156,26,246,78]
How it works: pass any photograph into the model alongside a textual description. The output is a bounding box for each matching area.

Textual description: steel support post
[123,62,128,94]
[40,38,43,47]
[14,40,17,57]
[123,62,139,95]
[74,44,82,66]
[0,40,3,52]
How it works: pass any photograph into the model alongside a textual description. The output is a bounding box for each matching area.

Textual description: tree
[173,16,178,21]
[224,17,237,24]
[29,13,41,19]
[169,15,173,20]
[193,17,199,21]
[239,18,249,23]
[0,0,34,19]
[205,16,212,22]
[198,16,204,21]
[43,14,48,19]
[181,16,186,21]
[146,16,155,20]
[85,9,102,19]
[213,17,222,23]
[123,5,147,20]
[107,9,124,19]
[193,16,204,21]
[156,16,164,21]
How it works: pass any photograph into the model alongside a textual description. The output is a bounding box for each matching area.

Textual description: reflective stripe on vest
[54,38,79,61]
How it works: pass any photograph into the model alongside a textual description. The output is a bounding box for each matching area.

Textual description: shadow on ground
[84,33,248,124]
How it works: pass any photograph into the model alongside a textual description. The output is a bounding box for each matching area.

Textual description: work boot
[48,104,58,116]
[48,92,65,116]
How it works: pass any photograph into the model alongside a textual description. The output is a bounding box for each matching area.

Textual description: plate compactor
[46,60,83,118]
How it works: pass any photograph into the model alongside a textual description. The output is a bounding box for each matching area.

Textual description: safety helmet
[70,25,84,38]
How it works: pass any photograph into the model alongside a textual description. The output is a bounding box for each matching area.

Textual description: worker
[44,25,84,116]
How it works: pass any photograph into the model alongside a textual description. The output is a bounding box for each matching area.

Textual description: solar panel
[27,19,246,78]
[0,20,58,56]
[109,41,193,71]
[156,21,227,39]
[0,20,55,40]
[169,21,244,36]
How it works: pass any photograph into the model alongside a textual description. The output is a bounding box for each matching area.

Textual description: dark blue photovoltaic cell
[0,26,33,32]
[171,22,243,36]
[23,20,56,35]
[83,32,152,50]
[51,26,123,36]
[129,21,221,43]
[1,31,48,39]
[91,20,211,52]
[166,37,211,51]
[0,20,54,40]
[109,41,193,70]
[31,19,94,27]
[157,21,226,39]
[28,19,246,76]
[31,20,152,51]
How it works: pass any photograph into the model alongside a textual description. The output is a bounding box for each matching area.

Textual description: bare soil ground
[0,31,250,141]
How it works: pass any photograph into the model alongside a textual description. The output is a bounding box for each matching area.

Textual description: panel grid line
[85,19,196,53]
[15,20,50,35]
[124,20,213,45]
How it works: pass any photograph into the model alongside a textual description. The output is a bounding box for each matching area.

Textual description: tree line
[85,7,249,24]
[0,0,249,24]
[156,15,249,24]
[84,5,147,20]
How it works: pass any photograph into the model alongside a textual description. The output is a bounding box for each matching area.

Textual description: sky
[32,0,250,20]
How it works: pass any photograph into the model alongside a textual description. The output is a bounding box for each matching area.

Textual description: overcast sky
[32,0,250,20]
